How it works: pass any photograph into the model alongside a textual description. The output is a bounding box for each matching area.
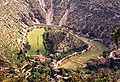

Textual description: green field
[27,28,45,56]
[60,38,108,69]
[27,28,108,69]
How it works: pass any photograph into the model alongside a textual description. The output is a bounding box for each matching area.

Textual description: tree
[111,24,120,49]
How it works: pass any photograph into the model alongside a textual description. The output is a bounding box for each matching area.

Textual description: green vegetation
[26,28,108,69]
[0,26,119,82]
[27,28,45,55]
[111,24,120,48]
[60,38,108,69]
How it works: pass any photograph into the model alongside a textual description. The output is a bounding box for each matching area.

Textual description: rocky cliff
[0,0,44,60]
[39,0,120,45]
[0,0,120,56]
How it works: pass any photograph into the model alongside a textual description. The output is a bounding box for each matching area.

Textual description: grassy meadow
[27,28,108,70]
[27,28,45,56]
[60,38,108,69]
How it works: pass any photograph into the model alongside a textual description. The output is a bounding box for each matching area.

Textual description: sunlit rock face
[1,0,120,42]
[40,0,120,45]
[0,0,46,59]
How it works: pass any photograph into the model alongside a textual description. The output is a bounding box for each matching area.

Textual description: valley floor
[60,37,108,69]
[26,28,108,69]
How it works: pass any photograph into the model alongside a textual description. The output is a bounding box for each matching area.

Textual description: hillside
[0,0,119,71]
[0,0,120,82]
[0,0,120,53]
[37,0,120,45]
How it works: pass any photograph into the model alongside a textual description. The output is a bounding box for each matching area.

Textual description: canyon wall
[0,0,120,57]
